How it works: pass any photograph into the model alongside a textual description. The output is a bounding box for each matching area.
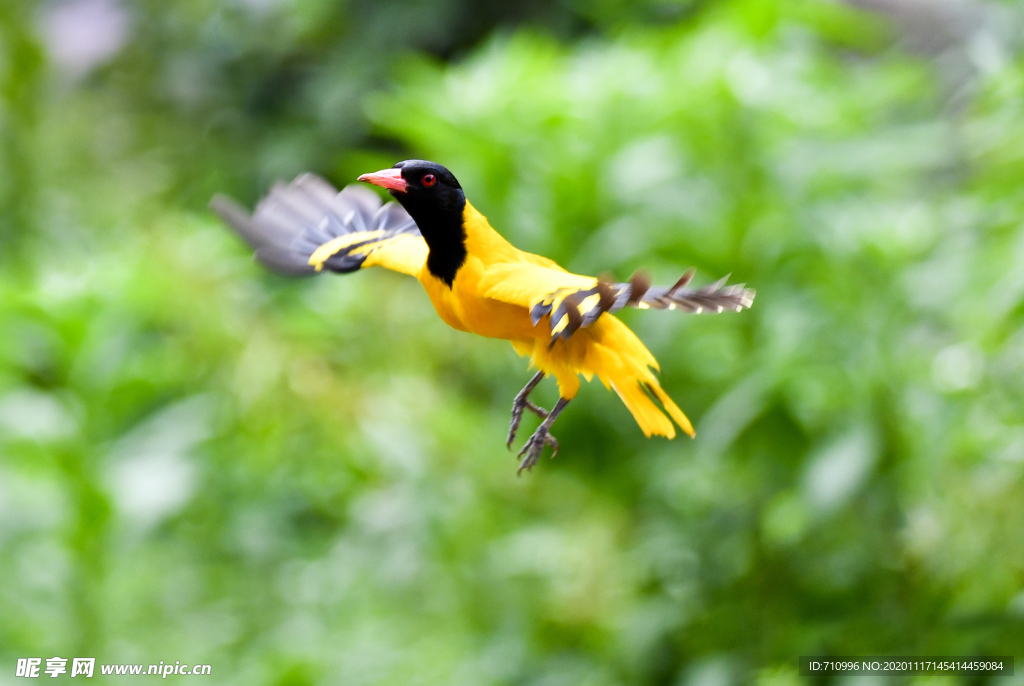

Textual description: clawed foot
[505,377,570,475]
[507,393,549,449]
[517,426,559,474]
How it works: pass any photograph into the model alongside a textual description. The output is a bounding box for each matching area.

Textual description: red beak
[357,167,408,192]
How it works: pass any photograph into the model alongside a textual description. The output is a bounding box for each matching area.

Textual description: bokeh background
[1,0,1023,684]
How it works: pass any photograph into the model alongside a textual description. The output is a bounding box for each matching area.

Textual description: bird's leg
[507,371,548,449]
[517,398,570,474]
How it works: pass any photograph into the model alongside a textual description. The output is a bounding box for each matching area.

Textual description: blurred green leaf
[1,0,1023,684]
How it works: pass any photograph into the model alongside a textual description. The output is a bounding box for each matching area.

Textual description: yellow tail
[590,316,695,439]
[526,310,695,439]
[609,376,694,439]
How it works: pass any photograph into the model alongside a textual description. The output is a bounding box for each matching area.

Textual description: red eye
[422,174,436,187]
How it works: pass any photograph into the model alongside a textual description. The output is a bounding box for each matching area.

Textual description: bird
[210,160,754,473]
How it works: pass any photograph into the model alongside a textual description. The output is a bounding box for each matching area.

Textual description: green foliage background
[1,0,1023,684]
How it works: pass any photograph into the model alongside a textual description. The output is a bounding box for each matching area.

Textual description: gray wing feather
[534,269,756,345]
[210,174,419,276]
[620,273,756,314]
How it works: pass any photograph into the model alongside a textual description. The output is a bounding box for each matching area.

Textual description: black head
[358,160,467,285]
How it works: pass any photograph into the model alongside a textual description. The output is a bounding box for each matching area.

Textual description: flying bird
[211,161,754,473]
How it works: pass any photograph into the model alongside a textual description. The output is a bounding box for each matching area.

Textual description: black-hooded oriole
[211,160,754,472]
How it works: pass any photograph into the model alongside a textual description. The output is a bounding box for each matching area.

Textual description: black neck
[395,192,467,286]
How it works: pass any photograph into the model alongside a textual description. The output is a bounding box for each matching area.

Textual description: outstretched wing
[210,174,427,277]
[482,263,755,343]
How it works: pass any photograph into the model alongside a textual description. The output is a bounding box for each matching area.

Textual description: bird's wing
[210,174,427,277]
[482,263,755,342]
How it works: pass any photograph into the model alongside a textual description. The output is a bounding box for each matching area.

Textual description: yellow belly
[417,261,587,398]
[418,260,540,342]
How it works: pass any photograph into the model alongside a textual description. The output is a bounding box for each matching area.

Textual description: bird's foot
[517,426,559,474]
[507,396,549,449]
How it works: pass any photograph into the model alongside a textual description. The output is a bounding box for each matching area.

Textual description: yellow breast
[418,255,540,343]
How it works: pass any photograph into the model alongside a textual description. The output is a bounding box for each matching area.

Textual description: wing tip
[209,194,251,231]
[209,175,422,278]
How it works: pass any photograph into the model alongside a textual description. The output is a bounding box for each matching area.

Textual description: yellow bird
[211,160,754,472]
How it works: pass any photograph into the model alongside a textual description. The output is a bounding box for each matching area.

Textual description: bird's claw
[516,427,559,474]
[507,396,549,449]
[526,400,549,419]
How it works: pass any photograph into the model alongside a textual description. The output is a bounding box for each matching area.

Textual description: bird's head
[358,160,468,284]
[358,160,464,217]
